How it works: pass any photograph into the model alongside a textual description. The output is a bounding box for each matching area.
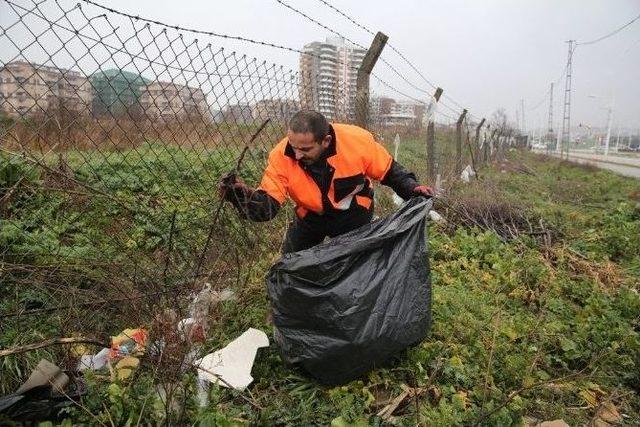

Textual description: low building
[91,69,148,117]
[371,97,425,128]
[222,104,253,123]
[251,99,299,123]
[140,81,208,120]
[0,60,92,118]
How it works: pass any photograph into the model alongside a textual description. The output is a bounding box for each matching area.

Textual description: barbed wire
[78,0,432,109]
[311,0,472,115]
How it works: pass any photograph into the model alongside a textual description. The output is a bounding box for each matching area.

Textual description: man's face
[287,130,331,165]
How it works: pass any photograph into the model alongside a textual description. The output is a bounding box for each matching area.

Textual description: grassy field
[1,145,639,425]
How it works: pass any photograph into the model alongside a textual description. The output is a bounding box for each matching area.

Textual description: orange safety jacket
[258,123,393,218]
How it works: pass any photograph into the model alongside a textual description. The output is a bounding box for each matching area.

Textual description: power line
[577,12,640,46]
[526,43,575,113]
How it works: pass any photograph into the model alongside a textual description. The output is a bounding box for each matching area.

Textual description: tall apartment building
[299,37,366,122]
[0,60,92,118]
[140,81,208,120]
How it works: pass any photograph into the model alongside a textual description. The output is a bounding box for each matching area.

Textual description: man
[220,110,432,253]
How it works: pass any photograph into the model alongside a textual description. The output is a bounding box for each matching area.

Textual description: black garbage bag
[267,197,432,385]
[0,379,87,422]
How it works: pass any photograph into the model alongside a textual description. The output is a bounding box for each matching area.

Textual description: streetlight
[588,94,614,156]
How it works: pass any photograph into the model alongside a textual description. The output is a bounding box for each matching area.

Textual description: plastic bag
[267,197,432,385]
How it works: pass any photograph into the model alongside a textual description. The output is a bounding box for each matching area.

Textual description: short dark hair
[288,110,330,143]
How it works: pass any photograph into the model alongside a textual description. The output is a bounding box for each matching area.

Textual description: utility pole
[521,99,526,133]
[547,82,554,150]
[604,98,614,156]
[561,40,575,160]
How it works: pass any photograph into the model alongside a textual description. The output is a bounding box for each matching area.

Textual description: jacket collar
[284,124,338,162]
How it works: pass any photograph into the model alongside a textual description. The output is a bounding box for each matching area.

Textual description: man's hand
[218,173,252,204]
[413,185,434,197]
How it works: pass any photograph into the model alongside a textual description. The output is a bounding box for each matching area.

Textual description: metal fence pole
[427,87,443,183]
[355,32,388,129]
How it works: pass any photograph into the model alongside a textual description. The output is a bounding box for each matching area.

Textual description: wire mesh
[0,0,509,396]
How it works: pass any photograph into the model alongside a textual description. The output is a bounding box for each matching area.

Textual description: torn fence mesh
[267,197,432,385]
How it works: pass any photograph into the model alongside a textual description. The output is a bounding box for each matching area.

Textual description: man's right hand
[218,173,253,205]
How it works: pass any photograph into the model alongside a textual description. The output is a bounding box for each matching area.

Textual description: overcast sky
[2,0,639,131]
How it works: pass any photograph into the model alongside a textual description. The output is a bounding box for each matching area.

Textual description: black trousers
[282,204,374,254]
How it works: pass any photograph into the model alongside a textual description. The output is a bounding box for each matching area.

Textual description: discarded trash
[0,359,86,422]
[268,197,432,385]
[77,347,110,371]
[16,359,68,394]
[110,328,148,359]
[186,284,236,341]
[460,165,476,183]
[195,328,269,391]
[392,134,404,207]
[435,173,445,196]
[114,356,140,381]
[177,317,206,343]
[429,209,445,224]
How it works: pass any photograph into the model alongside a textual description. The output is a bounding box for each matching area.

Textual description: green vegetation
[1,147,639,426]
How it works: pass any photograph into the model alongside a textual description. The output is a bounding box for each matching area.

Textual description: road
[541,150,640,179]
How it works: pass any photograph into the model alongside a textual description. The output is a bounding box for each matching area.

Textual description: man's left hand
[413,185,434,197]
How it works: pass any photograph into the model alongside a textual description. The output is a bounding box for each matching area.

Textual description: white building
[299,37,366,122]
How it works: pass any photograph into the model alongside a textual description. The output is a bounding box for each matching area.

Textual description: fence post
[427,87,443,183]
[455,109,468,175]
[486,127,496,162]
[475,118,486,166]
[355,32,388,129]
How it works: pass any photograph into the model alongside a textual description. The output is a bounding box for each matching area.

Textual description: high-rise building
[299,37,366,122]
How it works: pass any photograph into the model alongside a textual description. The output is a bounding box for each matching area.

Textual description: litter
[16,359,68,394]
[429,209,445,224]
[77,347,109,371]
[114,356,140,381]
[195,328,269,391]
[186,284,236,341]
[109,328,147,359]
[0,359,86,422]
[392,134,404,207]
[460,165,476,182]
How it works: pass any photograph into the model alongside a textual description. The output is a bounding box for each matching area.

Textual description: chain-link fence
[0,0,516,395]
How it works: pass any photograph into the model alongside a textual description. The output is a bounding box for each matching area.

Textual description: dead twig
[472,350,610,426]
[193,118,270,281]
[194,365,264,410]
[0,337,110,357]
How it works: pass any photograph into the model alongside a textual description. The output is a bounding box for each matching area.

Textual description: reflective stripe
[335,183,364,210]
